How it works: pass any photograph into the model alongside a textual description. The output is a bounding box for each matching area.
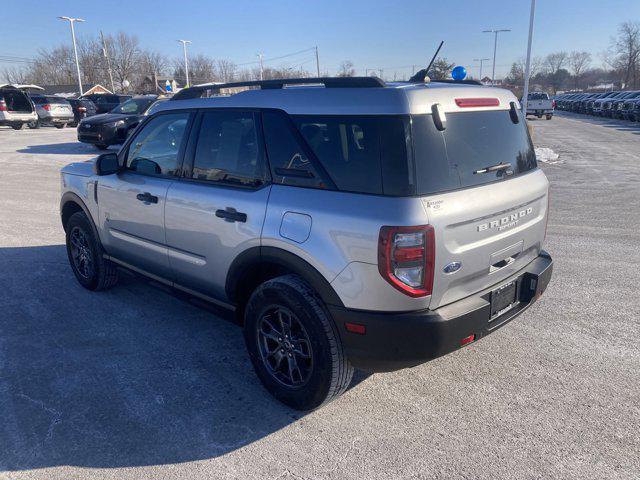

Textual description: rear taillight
[43,104,51,111]
[78,106,86,113]
[552,100,557,109]
[0,99,6,112]
[455,98,500,108]
[378,225,435,297]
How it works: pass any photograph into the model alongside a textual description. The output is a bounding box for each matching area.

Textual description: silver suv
[60,77,553,410]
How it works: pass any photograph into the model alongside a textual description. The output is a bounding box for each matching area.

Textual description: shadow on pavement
[0,244,369,471]
[16,143,117,155]
[556,111,640,134]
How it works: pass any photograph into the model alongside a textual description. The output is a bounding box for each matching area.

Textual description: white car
[0,85,38,130]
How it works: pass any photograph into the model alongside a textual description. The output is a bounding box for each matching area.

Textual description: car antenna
[409,40,444,83]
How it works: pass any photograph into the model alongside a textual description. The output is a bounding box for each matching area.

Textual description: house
[139,76,181,94]
[41,84,112,97]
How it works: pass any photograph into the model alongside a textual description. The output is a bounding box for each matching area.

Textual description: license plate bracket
[490,280,517,318]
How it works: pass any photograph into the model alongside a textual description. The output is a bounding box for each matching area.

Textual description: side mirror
[94,152,120,176]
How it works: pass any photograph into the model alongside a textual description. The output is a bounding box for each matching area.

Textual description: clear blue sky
[2,0,639,79]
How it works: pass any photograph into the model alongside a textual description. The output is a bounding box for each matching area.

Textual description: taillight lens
[0,100,7,112]
[552,100,557,109]
[455,97,500,108]
[78,106,87,112]
[43,104,51,111]
[378,225,435,297]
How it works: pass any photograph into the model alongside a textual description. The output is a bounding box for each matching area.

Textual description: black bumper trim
[329,251,553,372]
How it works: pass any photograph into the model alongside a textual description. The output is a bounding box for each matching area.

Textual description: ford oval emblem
[443,261,462,274]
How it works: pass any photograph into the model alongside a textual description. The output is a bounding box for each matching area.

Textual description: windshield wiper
[473,162,512,175]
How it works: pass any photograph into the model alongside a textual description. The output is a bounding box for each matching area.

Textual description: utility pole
[482,28,511,83]
[257,53,264,80]
[522,0,537,114]
[58,16,84,96]
[315,46,320,77]
[177,39,192,87]
[100,30,115,93]
[473,58,491,80]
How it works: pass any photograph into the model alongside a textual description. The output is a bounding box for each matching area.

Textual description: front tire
[11,123,24,130]
[55,124,66,129]
[65,211,118,291]
[244,274,353,410]
[28,120,40,129]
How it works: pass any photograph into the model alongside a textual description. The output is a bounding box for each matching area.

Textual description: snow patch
[535,147,562,165]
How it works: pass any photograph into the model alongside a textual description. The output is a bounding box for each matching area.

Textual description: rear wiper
[473,162,512,175]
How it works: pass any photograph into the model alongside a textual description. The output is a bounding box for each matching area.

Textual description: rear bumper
[330,251,553,372]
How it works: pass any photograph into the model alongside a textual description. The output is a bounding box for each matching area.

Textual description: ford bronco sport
[60,76,553,410]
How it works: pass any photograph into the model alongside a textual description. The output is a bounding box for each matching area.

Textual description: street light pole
[257,53,264,80]
[473,58,491,80]
[58,16,84,96]
[522,0,537,114]
[177,40,192,87]
[482,28,511,83]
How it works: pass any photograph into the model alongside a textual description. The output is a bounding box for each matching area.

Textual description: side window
[191,110,266,186]
[125,112,189,176]
[262,110,326,189]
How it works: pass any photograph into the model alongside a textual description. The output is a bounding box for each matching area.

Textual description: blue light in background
[451,66,467,81]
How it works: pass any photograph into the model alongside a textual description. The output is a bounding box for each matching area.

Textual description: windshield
[111,97,154,114]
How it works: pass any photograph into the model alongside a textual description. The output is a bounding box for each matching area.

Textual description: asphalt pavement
[0,116,638,479]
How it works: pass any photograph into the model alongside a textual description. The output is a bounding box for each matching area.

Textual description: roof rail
[171,76,386,100]
[425,79,484,86]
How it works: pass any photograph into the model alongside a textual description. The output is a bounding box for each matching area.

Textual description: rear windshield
[413,110,536,194]
[111,98,154,114]
[528,93,549,100]
[289,110,536,196]
[46,97,70,104]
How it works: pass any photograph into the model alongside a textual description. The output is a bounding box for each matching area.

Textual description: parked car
[81,93,132,114]
[77,95,166,149]
[611,91,640,119]
[623,98,640,121]
[0,85,38,129]
[584,92,611,115]
[29,95,75,128]
[60,76,552,410]
[67,98,98,127]
[523,92,554,119]
[592,91,624,116]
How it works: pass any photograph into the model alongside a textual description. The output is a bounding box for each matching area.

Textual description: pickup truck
[523,92,554,120]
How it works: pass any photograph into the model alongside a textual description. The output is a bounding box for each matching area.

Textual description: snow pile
[535,147,562,165]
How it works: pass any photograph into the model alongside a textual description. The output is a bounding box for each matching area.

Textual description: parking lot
[0,115,639,479]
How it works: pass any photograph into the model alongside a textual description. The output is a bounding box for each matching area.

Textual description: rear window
[528,93,549,100]
[291,115,412,195]
[46,97,69,105]
[413,110,537,194]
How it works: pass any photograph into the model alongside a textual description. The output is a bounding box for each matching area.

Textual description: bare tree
[338,60,356,77]
[544,52,568,75]
[174,54,215,85]
[568,51,592,88]
[611,21,640,88]
[215,59,237,83]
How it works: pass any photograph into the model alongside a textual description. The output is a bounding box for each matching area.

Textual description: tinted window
[292,115,412,195]
[31,96,46,104]
[191,111,265,186]
[126,113,189,176]
[46,97,70,105]
[262,110,325,189]
[528,93,549,100]
[413,110,537,194]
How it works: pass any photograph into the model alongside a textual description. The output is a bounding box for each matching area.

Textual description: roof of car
[155,77,517,116]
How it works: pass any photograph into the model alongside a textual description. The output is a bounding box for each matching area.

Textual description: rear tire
[244,274,353,411]
[55,124,65,129]
[546,114,553,120]
[11,123,24,130]
[65,211,118,291]
[28,120,40,129]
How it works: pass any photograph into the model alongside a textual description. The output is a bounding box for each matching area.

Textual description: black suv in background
[67,98,98,127]
[80,93,131,114]
[77,95,164,149]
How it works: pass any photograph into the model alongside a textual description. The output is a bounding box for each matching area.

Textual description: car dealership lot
[0,117,638,479]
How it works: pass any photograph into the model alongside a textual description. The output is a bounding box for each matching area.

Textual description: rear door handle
[215,207,247,223]
[136,192,158,204]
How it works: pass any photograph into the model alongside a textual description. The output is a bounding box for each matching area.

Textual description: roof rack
[171,76,386,100]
